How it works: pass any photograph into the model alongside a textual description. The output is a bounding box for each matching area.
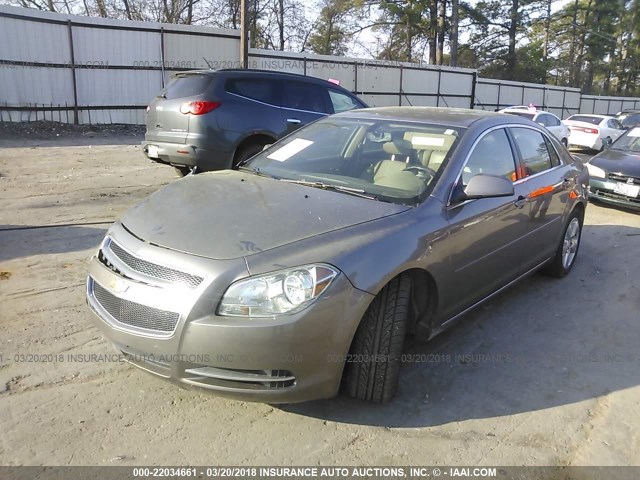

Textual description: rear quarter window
[225,78,280,105]
[163,75,213,100]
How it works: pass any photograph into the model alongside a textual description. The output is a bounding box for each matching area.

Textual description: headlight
[218,264,339,317]
[586,163,606,179]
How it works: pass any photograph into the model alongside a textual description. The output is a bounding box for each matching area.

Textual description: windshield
[611,127,640,153]
[243,117,464,205]
[567,115,602,125]
[617,113,640,128]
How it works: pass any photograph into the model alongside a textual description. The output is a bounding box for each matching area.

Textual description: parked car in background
[499,106,570,146]
[615,109,640,130]
[563,114,625,151]
[143,69,367,176]
[87,107,588,404]
[587,126,640,210]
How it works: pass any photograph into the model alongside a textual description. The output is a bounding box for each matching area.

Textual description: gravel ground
[0,135,639,469]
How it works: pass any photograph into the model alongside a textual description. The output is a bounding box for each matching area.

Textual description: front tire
[343,274,411,403]
[543,209,583,278]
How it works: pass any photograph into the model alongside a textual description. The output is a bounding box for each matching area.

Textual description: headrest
[383,139,414,156]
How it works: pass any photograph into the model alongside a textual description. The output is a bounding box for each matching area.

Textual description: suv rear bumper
[142,141,232,171]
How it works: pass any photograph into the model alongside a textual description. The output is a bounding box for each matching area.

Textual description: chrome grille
[105,240,203,287]
[609,173,640,185]
[92,281,179,333]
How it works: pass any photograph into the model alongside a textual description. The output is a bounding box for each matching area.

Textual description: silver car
[86,107,589,404]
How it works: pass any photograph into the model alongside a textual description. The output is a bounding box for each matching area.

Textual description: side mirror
[463,174,515,200]
[537,121,545,127]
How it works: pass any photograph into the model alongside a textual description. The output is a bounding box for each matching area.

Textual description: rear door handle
[514,195,526,209]
[287,118,301,124]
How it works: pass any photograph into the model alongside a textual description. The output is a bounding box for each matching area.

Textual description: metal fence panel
[1,5,639,125]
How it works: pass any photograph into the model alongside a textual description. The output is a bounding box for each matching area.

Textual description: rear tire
[543,209,583,278]
[173,166,191,177]
[233,142,266,168]
[343,274,411,403]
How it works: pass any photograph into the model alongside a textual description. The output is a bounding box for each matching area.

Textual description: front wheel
[543,210,583,278]
[342,273,411,403]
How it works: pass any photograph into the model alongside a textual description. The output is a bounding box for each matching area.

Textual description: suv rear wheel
[233,142,267,168]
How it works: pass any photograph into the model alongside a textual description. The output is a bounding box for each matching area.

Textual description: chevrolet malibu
[86,107,589,403]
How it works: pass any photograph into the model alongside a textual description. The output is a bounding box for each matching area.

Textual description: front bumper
[589,178,640,210]
[86,223,373,403]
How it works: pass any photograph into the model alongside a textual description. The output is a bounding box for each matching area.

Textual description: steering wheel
[404,165,437,181]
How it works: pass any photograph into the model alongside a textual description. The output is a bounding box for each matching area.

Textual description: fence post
[436,69,442,107]
[399,64,403,106]
[354,61,358,95]
[160,27,166,88]
[470,72,477,109]
[66,20,79,125]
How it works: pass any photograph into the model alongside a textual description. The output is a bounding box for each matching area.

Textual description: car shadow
[279,223,640,427]
[0,224,107,262]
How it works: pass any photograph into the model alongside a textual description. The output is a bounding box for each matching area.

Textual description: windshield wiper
[238,166,278,179]
[280,179,378,200]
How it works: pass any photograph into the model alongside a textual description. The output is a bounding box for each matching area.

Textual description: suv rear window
[226,78,280,105]
[163,74,213,100]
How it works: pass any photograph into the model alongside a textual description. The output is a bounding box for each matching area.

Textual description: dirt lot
[0,131,639,468]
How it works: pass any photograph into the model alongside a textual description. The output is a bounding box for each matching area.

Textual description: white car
[563,114,625,151]
[499,106,571,146]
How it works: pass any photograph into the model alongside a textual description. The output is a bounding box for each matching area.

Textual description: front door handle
[286,118,301,124]
[514,195,526,209]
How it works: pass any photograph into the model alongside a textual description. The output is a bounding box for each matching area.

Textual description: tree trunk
[507,0,519,79]
[429,0,437,64]
[122,0,132,19]
[450,0,458,66]
[278,0,285,50]
[568,0,579,85]
[436,0,446,65]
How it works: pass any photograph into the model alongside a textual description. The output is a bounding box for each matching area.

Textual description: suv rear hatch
[145,72,215,144]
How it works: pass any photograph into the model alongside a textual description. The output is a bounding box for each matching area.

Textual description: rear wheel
[233,142,266,168]
[343,274,411,403]
[543,209,583,278]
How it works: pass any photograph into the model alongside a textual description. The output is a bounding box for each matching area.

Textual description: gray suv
[143,69,367,175]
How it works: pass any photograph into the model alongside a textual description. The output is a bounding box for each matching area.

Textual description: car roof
[500,107,555,115]
[172,68,356,93]
[333,106,533,128]
[567,113,612,119]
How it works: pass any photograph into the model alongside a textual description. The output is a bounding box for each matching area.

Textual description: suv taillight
[180,101,220,115]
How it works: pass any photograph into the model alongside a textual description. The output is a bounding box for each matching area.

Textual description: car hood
[120,170,410,260]
[591,149,640,177]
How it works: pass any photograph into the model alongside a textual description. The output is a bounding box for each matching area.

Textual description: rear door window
[547,114,561,126]
[328,89,362,113]
[225,78,280,105]
[283,82,328,113]
[511,127,553,176]
[163,74,213,100]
